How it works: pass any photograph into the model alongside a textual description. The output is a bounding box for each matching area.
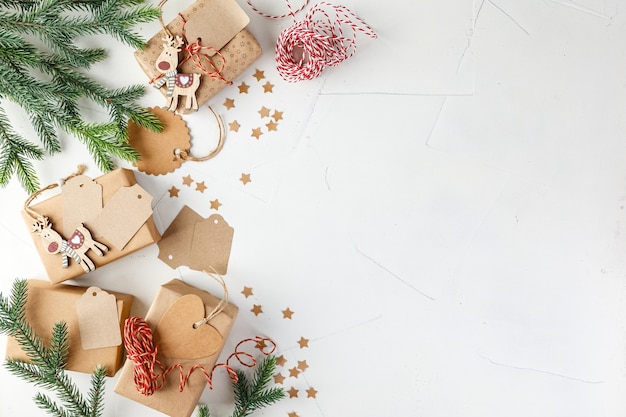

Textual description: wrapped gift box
[135,0,262,111]
[5,280,133,377]
[21,168,161,284]
[114,279,238,417]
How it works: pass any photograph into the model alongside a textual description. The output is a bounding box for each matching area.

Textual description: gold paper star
[266,120,278,131]
[240,173,251,185]
[223,98,235,110]
[251,127,263,139]
[297,337,309,349]
[306,387,318,398]
[182,175,193,186]
[288,367,300,378]
[238,82,250,94]
[288,413,299,417]
[272,110,283,121]
[297,360,309,372]
[210,199,222,210]
[276,355,287,367]
[287,387,299,398]
[253,68,265,81]
[241,286,253,298]
[274,373,286,384]
[262,81,274,93]
[251,304,263,316]
[258,106,270,118]
[256,339,267,350]
[195,181,207,193]
[282,308,294,319]
[228,120,241,132]
[168,186,179,197]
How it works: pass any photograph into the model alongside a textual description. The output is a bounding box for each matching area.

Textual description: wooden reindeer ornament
[153,34,201,112]
[32,217,108,272]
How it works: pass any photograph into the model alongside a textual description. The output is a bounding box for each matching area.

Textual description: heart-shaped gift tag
[154,294,223,359]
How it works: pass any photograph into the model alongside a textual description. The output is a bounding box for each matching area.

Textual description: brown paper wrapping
[5,280,133,377]
[21,168,161,284]
[135,0,262,110]
[114,279,238,417]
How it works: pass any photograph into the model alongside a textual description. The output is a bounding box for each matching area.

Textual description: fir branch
[0,279,108,417]
[0,0,162,193]
[199,356,286,417]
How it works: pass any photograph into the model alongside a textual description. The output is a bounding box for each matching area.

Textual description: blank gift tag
[153,294,223,359]
[75,287,122,350]
[189,214,234,274]
[61,175,103,237]
[87,184,153,250]
[157,205,203,269]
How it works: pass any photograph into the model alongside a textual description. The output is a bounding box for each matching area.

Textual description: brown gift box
[21,168,161,284]
[114,279,238,417]
[135,0,261,111]
[5,280,133,377]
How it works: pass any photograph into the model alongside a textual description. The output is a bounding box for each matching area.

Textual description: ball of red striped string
[257,1,377,82]
[123,316,167,396]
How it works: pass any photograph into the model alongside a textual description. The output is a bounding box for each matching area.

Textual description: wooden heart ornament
[153,294,224,359]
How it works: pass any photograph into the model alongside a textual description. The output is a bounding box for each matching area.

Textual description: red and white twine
[123,316,276,396]
[247,0,377,82]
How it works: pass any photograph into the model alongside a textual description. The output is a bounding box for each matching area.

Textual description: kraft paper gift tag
[76,287,122,350]
[114,279,238,417]
[157,205,234,274]
[5,280,133,376]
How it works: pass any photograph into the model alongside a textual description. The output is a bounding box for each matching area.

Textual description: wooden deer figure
[32,217,108,273]
[154,34,201,113]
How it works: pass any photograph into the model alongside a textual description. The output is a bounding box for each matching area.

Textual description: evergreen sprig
[0,0,163,193]
[0,279,107,417]
[198,355,286,417]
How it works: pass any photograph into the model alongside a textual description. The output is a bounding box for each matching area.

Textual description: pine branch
[0,279,109,417]
[198,356,285,417]
[0,0,162,193]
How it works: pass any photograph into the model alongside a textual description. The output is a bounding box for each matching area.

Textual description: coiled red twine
[123,316,276,396]
[249,0,377,82]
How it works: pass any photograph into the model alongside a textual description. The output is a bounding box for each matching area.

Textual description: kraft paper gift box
[5,280,133,377]
[21,168,161,284]
[114,279,238,417]
[135,0,262,111]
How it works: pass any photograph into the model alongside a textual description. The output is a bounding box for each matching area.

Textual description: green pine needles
[0,278,107,417]
[0,0,163,193]
[197,355,286,417]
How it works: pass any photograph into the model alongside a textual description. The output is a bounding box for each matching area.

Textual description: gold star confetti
[168,186,179,198]
[282,307,294,319]
[287,387,299,398]
[182,175,193,186]
[238,82,250,94]
[228,120,241,132]
[297,360,309,372]
[297,337,309,349]
[274,373,286,384]
[195,181,207,193]
[241,286,253,298]
[253,68,265,81]
[251,304,263,316]
[306,387,318,398]
[266,120,278,131]
[276,355,287,367]
[262,81,274,93]
[223,98,235,110]
[288,413,299,417]
[240,173,251,185]
[256,339,267,350]
[251,127,263,139]
[258,106,270,118]
[210,199,222,210]
[288,367,300,378]
[272,110,283,121]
